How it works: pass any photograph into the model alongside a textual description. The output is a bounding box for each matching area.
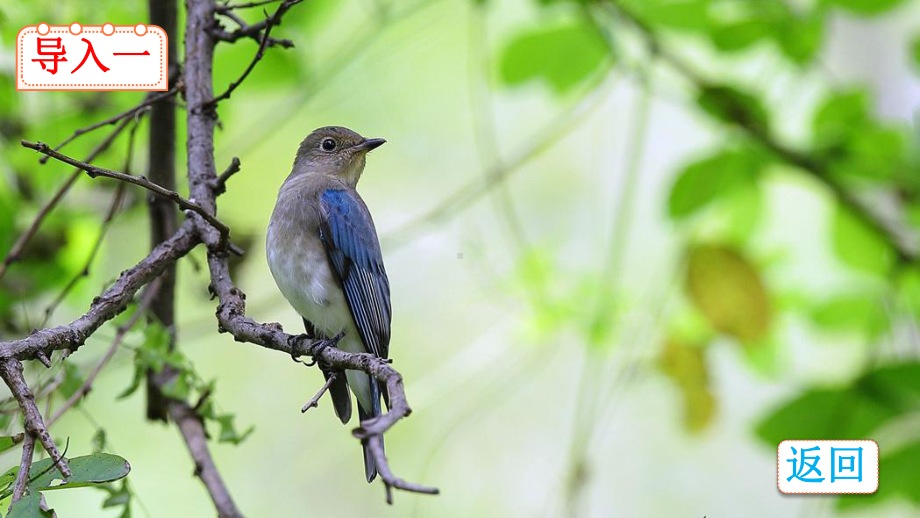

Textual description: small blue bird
[267,126,390,482]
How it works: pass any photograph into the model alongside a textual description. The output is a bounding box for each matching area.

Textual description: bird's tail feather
[303,318,353,424]
[358,377,383,483]
[325,369,352,424]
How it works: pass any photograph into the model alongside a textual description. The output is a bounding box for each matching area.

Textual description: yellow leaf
[658,337,716,433]
[686,244,771,343]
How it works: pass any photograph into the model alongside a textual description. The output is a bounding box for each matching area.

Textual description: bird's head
[291,126,386,186]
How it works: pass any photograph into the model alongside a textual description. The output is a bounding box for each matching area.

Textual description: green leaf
[0,466,18,494]
[756,363,920,446]
[117,365,144,400]
[620,0,711,32]
[774,13,824,65]
[26,453,130,493]
[97,480,132,518]
[711,19,772,52]
[830,206,895,276]
[757,389,893,445]
[0,436,18,454]
[812,89,870,150]
[668,147,768,219]
[658,337,716,432]
[686,244,772,342]
[810,294,889,338]
[697,85,770,135]
[119,322,172,400]
[58,363,85,400]
[216,414,255,445]
[499,22,610,94]
[7,492,53,518]
[92,429,107,454]
[822,0,907,16]
[160,375,191,401]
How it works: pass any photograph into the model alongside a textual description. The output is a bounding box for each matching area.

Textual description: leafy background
[1,0,920,516]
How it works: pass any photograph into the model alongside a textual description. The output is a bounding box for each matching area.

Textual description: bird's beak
[357,138,386,152]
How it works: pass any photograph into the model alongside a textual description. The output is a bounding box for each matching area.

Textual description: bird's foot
[290,332,344,368]
[288,333,313,364]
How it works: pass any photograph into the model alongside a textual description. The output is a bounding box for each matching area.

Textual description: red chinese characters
[71,38,109,74]
[32,37,67,75]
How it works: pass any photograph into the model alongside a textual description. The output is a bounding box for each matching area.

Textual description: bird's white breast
[266,218,352,337]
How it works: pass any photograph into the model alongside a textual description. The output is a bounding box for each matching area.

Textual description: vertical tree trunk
[146,0,178,422]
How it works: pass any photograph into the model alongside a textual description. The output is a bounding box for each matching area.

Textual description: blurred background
[2,0,920,516]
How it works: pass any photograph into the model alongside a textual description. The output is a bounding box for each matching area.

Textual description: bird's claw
[290,332,344,368]
[288,333,312,364]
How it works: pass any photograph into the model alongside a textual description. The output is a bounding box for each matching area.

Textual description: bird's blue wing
[319,189,391,359]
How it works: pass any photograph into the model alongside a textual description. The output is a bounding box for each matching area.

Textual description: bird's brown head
[291,126,386,186]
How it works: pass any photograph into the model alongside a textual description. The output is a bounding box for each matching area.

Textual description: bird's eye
[321,138,337,151]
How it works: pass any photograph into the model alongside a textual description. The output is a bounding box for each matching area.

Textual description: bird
[266,126,390,483]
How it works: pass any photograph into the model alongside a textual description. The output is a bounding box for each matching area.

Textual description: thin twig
[206,1,295,108]
[0,359,71,478]
[20,141,233,250]
[219,0,282,10]
[47,280,161,428]
[0,116,136,282]
[301,372,336,413]
[40,85,182,164]
[41,114,145,325]
[11,434,35,504]
[210,0,299,49]
[214,157,242,195]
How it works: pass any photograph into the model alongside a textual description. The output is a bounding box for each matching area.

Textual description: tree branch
[0,359,71,479]
[0,223,199,361]
[11,434,35,504]
[167,400,243,518]
[214,157,242,195]
[19,141,234,252]
[301,372,337,413]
